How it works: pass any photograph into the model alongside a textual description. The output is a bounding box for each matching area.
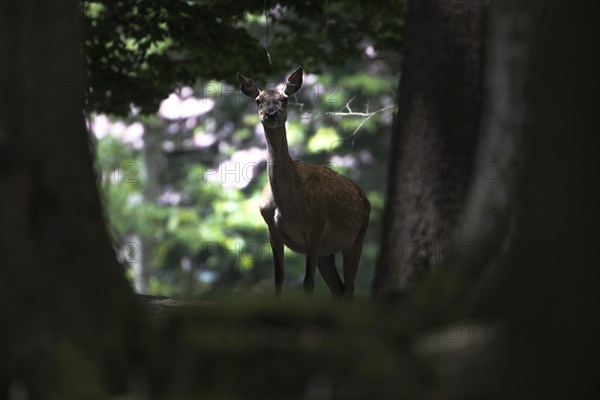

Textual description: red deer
[237,67,370,302]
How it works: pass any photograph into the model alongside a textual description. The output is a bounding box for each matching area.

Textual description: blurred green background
[88,0,403,298]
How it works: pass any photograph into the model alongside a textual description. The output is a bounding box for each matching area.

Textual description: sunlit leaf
[307,127,341,153]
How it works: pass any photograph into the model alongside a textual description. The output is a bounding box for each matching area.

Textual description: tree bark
[372,0,599,396]
[373,0,485,297]
[0,1,145,397]
[140,123,166,293]
[489,1,599,396]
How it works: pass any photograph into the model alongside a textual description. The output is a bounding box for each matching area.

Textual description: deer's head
[237,66,303,130]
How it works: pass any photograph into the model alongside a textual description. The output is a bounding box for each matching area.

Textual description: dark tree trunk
[488,2,600,396]
[0,1,145,397]
[373,0,486,297]
[371,0,599,396]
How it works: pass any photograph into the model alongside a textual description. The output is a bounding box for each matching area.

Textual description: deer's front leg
[303,235,321,296]
[267,227,285,297]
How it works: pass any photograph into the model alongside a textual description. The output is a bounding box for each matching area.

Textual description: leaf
[307,127,341,153]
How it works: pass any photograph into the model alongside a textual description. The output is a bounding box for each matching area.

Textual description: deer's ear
[284,66,303,96]
[237,73,260,98]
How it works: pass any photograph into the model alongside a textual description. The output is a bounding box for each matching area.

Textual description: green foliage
[91,0,403,298]
[339,73,391,94]
[84,0,405,115]
[307,127,341,152]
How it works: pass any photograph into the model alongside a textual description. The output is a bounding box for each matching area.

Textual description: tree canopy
[85,0,405,114]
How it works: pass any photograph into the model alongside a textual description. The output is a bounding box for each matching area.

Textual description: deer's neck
[264,124,297,204]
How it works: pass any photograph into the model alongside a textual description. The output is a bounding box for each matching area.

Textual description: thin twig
[321,104,397,118]
[289,103,397,148]
[342,95,357,113]
[325,104,398,149]
[264,0,272,65]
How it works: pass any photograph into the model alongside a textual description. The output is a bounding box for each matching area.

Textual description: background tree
[372,0,485,297]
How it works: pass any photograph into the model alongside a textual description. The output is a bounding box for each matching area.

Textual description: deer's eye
[256,99,261,106]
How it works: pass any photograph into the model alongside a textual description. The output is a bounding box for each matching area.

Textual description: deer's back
[294,160,369,223]
[260,160,370,254]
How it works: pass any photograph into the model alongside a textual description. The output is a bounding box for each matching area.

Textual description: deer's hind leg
[318,254,345,299]
[342,222,368,303]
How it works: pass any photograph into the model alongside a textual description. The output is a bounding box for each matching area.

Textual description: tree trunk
[139,123,166,293]
[373,0,485,297]
[0,1,145,397]
[371,0,599,396]
[487,1,599,396]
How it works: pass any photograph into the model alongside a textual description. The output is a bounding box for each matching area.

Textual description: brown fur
[237,67,370,301]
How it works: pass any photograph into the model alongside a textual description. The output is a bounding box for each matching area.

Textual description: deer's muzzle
[265,109,278,120]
